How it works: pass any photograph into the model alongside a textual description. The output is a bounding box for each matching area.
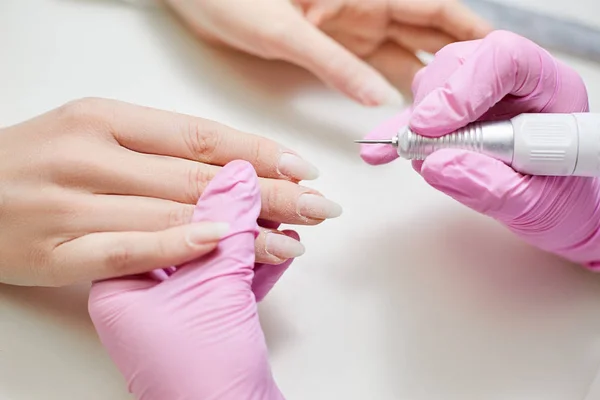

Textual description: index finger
[80,98,319,182]
[389,0,492,41]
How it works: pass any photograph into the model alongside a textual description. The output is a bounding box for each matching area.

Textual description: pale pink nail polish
[297,194,342,220]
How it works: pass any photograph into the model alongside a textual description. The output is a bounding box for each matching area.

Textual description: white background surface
[3,1,600,399]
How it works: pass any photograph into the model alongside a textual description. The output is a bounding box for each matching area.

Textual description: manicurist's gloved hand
[361,31,600,269]
[0,98,338,286]
[164,0,492,104]
[89,161,289,400]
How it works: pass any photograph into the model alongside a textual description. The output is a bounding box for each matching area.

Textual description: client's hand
[0,98,339,286]
[89,161,288,400]
[165,0,491,104]
[361,31,600,269]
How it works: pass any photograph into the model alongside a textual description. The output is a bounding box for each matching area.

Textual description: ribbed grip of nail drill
[511,113,579,175]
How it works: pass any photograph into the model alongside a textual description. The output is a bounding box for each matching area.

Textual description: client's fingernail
[358,80,402,106]
[278,152,320,181]
[477,21,494,37]
[266,232,305,259]
[297,194,343,220]
[187,222,230,245]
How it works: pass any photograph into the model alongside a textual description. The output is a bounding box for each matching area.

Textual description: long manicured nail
[278,152,320,181]
[476,21,494,37]
[265,232,305,259]
[187,222,230,245]
[357,78,402,106]
[297,194,343,220]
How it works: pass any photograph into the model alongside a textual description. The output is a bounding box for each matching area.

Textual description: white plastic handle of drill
[511,113,600,176]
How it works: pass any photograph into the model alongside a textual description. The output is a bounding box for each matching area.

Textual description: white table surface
[3,1,600,399]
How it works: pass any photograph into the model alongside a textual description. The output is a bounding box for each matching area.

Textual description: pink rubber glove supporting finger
[89,160,290,400]
[362,30,600,269]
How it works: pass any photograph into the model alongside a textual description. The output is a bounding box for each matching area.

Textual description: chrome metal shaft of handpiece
[396,120,515,163]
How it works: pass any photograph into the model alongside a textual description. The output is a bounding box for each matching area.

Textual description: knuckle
[186,165,211,204]
[168,205,194,227]
[185,120,221,162]
[155,236,173,260]
[55,98,105,124]
[246,137,264,169]
[105,243,135,274]
[31,247,61,286]
[54,98,112,137]
[262,182,288,219]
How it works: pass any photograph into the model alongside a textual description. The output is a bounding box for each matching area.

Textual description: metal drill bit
[354,139,395,144]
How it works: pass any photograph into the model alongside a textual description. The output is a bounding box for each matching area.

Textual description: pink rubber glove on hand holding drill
[89,161,290,399]
[362,30,600,268]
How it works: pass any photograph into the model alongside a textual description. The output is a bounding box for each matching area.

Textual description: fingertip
[265,230,304,260]
[190,240,221,255]
[360,146,399,165]
[282,229,300,242]
[282,19,394,107]
[356,87,403,107]
[337,61,400,107]
[217,159,259,186]
[186,222,230,245]
[360,110,409,164]
[382,87,405,107]
[193,160,261,235]
[255,228,302,266]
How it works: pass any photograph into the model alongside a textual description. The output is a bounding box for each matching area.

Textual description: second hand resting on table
[90,31,600,399]
[164,0,492,103]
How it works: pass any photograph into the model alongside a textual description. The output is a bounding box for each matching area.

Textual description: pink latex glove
[360,30,600,269]
[88,160,291,399]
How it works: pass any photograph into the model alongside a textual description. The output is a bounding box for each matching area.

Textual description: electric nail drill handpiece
[357,113,600,177]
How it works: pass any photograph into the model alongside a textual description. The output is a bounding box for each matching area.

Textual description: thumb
[420,149,535,222]
[278,17,400,106]
[360,108,411,165]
